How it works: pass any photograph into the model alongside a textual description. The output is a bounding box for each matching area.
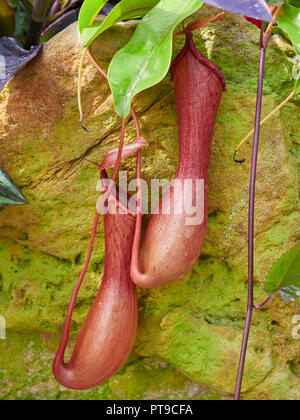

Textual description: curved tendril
[86,48,143,214]
[253,295,273,310]
[233,150,246,164]
[87,49,108,81]
[86,48,145,279]
[54,212,100,366]
[234,90,295,164]
[78,47,90,133]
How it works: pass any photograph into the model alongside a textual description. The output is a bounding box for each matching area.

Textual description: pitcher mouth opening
[170,30,226,91]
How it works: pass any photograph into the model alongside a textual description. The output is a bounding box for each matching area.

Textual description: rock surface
[0,5,299,400]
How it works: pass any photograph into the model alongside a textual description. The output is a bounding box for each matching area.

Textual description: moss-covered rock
[0,5,299,400]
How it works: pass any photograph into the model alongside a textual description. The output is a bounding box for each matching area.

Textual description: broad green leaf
[264,244,300,303]
[287,1,300,8]
[277,3,300,92]
[0,0,15,37]
[7,0,18,7]
[80,0,160,47]
[0,167,28,206]
[108,0,203,119]
[78,0,109,33]
[266,0,283,6]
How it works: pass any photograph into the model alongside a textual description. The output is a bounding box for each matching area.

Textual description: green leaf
[7,0,18,7]
[80,0,160,47]
[108,0,203,119]
[0,0,15,37]
[78,0,109,34]
[266,0,283,6]
[0,167,28,206]
[264,244,300,303]
[277,3,300,92]
[287,1,300,8]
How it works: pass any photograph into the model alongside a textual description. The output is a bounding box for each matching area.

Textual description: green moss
[0,238,103,333]
[0,331,118,400]
[0,6,299,400]
[109,358,221,400]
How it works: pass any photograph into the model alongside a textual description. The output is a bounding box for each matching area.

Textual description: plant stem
[234,27,271,401]
[78,48,89,132]
[253,295,273,310]
[54,211,100,361]
[25,0,50,49]
[265,5,283,36]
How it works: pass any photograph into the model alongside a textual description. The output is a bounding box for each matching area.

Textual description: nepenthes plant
[53,0,299,399]
[53,169,139,389]
[0,0,299,401]
[130,27,226,289]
